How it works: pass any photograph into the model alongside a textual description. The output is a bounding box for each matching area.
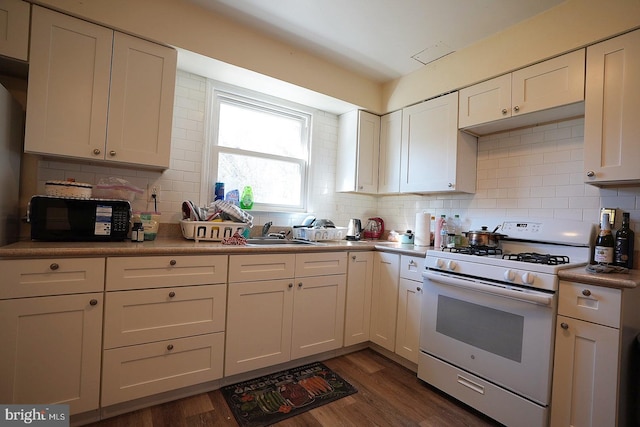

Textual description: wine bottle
[614,212,635,268]
[594,213,614,264]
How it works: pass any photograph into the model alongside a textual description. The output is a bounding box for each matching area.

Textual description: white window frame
[202,81,313,213]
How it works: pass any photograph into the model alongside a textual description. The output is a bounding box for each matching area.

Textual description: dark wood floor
[89,348,502,426]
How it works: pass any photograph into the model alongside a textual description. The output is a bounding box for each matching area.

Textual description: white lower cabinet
[101,255,227,406]
[551,281,640,427]
[225,252,347,376]
[0,258,105,415]
[370,252,400,351]
[395,255,425,363]
[344,252,374,346]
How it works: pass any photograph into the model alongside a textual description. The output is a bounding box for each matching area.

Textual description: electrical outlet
[148,184,160,202]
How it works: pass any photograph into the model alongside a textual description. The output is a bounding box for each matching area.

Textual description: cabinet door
[395,278,422,363]
[0,293,103,415]
[511,49,585,116]
[0,0,29,61]
[401,92,474,193]
[291,274,346,359]
[336,110,380,193]
[458,74,512,128]
[550,315,618,427]
[344,252,374,346]
[225,279,294,376]
[370,252,399,351]
[25,6,112,159]
[378,110,402,193]
[107,32,177,168]
[584,29,640,184]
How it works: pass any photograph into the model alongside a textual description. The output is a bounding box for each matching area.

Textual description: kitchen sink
[245,238,320,245]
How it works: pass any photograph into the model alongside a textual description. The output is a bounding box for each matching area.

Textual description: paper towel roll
[414,212,431,246]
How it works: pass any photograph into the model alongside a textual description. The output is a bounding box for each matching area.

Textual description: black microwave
[28,196,131,241]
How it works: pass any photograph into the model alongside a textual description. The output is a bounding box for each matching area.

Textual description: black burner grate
[502,252,570,265]
[443,246,503,256]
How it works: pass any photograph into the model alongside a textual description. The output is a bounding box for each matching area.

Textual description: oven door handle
[423,271,553,306]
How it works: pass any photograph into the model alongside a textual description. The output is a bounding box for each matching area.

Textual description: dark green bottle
[614,212,634,268]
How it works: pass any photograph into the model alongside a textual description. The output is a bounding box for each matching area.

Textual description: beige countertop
[0,237,428,259]
[559,266,640,289]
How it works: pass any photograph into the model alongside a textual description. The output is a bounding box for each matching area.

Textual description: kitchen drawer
[103,284,227,349]
[558,281,621,328]
[399,255,425,282]
[0,258,105,299]
[106,255,227,290]
[228,254,295,283]
[295,252,348,277]
[101,332,224,406]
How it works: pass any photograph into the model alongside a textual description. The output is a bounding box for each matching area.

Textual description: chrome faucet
[261,221,272,237]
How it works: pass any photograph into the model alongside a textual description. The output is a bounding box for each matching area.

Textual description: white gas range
[418,218,595,427]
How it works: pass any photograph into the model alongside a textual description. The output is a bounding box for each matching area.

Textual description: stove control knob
[521,272,536,284]
[446,260,457,271]
[503,270,516,281]
[436,259,445,268]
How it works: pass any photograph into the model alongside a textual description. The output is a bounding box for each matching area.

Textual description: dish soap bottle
[240,186,254,209]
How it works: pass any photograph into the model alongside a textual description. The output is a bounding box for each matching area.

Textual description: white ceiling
[188,0,566,82]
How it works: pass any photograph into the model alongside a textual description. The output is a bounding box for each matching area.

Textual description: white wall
[36,70,640,243]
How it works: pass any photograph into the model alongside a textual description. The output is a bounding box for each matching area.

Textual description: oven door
[420,269,556,405]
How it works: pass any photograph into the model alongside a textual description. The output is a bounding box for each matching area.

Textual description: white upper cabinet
[584,29,640,185]
[459,49,586,135]
[378,110,402,194]
[0,0,29,61]
[336,110,381,193]
[25,6,177,169]
[400,92,477,193]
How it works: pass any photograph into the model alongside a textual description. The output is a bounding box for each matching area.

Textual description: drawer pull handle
[169,259,177,266]
[560,322,569,330]
[288,283,293,288]
[298,282,303,288]
[409,260,416,266]
[167,344,174,351]
[169,291,176,298]
[582,289,591,296]
[89,299,98,306]
[50,263,59,271]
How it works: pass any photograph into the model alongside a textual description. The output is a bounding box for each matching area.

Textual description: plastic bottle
[214,182,225,201]
[614,212,634,268]
[594,213,614,264]
[240,186,254,209]
[440,216,449,249]
[434,215,443,249]
[451,214,462,246]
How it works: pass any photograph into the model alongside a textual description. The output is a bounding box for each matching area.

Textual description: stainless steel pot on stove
[462,225,507,247]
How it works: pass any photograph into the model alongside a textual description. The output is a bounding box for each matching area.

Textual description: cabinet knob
[513,105,520,112]
[416,287,422,292]
[93,148,101,155]
[586,170,595,178]
[352,255,356,260]
[49,263,59,271]
[501,108,508,115]
[288,283,293,288]
[167,344,174,351]
[448,183,454,188]
[582,289,591,297]
[409,260,416,266]
[298,282,303,288]
[109,150,117,157]
[169,259,177,266]
[89,299,98,306]
[169,291,176,298]
[560,322,569,330]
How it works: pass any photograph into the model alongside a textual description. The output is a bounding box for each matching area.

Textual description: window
[206,87,311,212]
